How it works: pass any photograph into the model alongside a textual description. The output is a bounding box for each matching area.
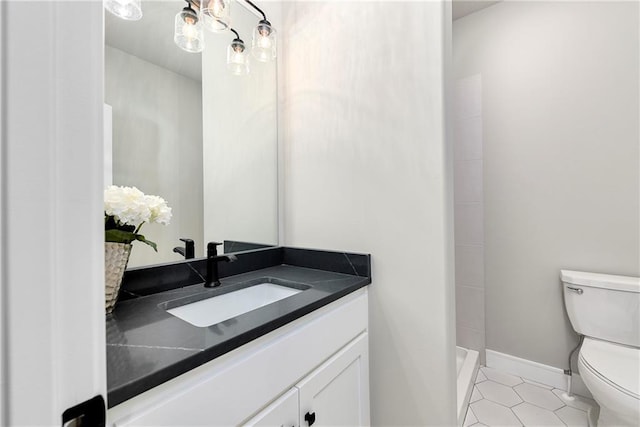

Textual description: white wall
[454,1,640,369]
[105,46,204,266]
[202,3,280,252]
[281,2,456,425]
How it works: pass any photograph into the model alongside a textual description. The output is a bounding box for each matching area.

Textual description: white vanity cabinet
[244,389,299,427]
[296,333,369,427]
[107,288,369,427]
[244,332,369,427]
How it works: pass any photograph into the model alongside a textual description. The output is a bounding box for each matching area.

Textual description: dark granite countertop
[106,247,371,408]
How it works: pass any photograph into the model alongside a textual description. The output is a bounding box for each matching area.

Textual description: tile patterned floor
[464,367,598,427]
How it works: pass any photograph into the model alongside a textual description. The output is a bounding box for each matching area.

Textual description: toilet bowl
[577,338,640,426]
[561,270,640,427]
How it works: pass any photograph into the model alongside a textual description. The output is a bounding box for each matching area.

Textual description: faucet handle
[206,241,223,257]
[179,238,195,259]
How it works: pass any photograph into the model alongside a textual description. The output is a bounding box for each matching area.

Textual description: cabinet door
[296,333,370,427]
[244,388,299,427]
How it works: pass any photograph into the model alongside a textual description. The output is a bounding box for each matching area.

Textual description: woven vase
[105,242,132,314]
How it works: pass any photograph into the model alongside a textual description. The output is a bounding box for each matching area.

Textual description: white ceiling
[105,0,203,81]
[452,0,501,20]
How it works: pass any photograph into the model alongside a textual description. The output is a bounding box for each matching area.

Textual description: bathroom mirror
[105,0,278,268]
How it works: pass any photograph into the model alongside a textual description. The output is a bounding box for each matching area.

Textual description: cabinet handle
[304,411,316,426]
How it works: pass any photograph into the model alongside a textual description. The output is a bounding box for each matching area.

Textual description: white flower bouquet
[104,185,172,251]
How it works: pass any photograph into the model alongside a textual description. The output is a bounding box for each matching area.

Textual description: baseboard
[486,349,593,399]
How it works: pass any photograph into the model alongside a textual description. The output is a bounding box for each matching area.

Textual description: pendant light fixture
[200,0,232,33]
[104,0,142,21]
[227,29,249,76]
[106,0,276,66]
[245,0,276,62]
[174,1,205,53]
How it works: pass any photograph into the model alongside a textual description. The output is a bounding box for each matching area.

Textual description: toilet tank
[561,270,640,348]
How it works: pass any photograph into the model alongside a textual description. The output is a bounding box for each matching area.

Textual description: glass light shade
[104,0,142,21]
[227,40,249,76]
[174,8,204,53]
[252,21,277,62]
[200,0,232,33]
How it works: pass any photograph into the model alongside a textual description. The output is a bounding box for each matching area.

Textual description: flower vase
[105,242,132,314]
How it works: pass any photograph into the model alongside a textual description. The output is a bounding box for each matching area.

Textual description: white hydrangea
[104,186,171,228]
[145,194,172,226]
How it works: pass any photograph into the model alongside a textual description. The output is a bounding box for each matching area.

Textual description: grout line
[481,397,514,410]
[455,201,484,207]
[464,406,477,427]
[456,284,486,291]
[455,281,486,289]
[553,405,586,414]
[510,404,526,426]
[558,412,570,427]
[511,384,569,414]
[454,158,484,164]
[467,367,595,427]
[475,385,484,399]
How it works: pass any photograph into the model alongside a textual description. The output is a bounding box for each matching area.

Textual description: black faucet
[205,242,237,288]
[173,238,195,259]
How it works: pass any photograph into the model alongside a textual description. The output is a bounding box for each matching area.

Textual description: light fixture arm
[230,28,242,41]
[244,0,268,22]
[183,0,196,15]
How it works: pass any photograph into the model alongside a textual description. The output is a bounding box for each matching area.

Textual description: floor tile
[477,380,523,407]
[481,367,523,387]
[464,367,598,427]
[471,399,522,426]
[470,386,483,403]
[512,402,565,426]
[464,407,478,427]
[514,383,564,411]
[555,406,589,427]
[551,389,596,412]
[522,377,554,390]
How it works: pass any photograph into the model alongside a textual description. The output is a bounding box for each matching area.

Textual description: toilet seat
[579,337,640,400]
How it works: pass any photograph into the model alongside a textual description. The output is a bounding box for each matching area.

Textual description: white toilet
[561,270,640,426]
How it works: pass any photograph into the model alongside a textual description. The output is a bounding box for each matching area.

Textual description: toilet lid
[580,337,640,399]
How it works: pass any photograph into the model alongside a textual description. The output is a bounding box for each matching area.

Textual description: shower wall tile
[454,74,485,362]
[456,285,485,329]
[454,159,483,203]
[455,74,482,119]
[454,203,484,246]
[455,244,485,288]
[454,116,483,161]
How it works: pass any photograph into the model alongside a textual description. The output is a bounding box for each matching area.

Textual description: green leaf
[105,229,136,244]
[133,234,158,252]
[105,229,157,251]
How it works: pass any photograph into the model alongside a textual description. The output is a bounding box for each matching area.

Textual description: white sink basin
[166,283,302,327]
